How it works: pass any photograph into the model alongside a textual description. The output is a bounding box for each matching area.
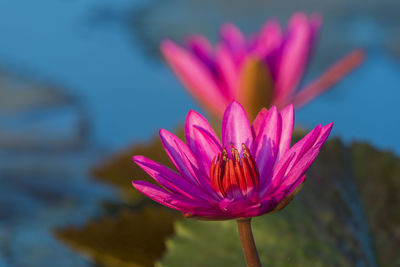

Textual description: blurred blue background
[0,0,398,266]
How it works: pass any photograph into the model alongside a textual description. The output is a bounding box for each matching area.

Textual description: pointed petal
[259,151,295,197]
[220,23,245,51]
[293,50,365,108]
[193,126,222,174]
[253,106,280,185]
[277,104,294,161]
[263,124,321,197]
[251,107,268,138]
[132,181,210,211]
[185,110,220,152]
[184,110,222,173]
[264,122,332,197]
[160,129,219,197]
[215,44,240,99]
[274,12,312,107]
[309,13,323,45]
[262,175,306,214]
[253,19,283,59]
[288,123,333,180]
[221,101,253,153]
[159,129,201,185]
[284,124,322,173]
[161,40,229,117]
[186,35,214,68]
[133,155,214,201]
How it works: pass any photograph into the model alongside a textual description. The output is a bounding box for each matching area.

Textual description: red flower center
[210,144,260,198]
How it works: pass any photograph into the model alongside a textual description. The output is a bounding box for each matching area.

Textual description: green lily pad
[55,206,181,267]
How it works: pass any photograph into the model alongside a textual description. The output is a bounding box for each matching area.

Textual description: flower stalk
[237,219,261,267]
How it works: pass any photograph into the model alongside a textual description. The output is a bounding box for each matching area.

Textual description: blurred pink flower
[132,101,332,220]
[161,12,364,118]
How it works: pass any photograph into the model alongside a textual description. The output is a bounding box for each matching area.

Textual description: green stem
[237,218,262,267]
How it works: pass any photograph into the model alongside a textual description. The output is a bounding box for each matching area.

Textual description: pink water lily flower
[132,101,332,220]
[161,12,364,119]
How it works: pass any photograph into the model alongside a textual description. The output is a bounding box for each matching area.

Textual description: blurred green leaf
[91,129,184,203]
[56,207,181,267]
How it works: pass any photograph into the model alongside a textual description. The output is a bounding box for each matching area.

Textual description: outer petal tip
[223,101,248,122]
[222,101,253,151]
[160,39,176,51]
[185,109,198,123]
[132,180,142,189]
[269,105,278,113]
[132,155,144,164]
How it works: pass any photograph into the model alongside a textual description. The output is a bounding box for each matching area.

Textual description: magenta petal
[133,181,209,211]
[284,124,322,173]
[251,107,268,138]
[268,122,332,196]
[292,50,365,109]
[274,12,312,107]
[253,19,283,59]
[260,151,295,197]
[221,101,253,153]
[133,155,214,201]
[159,129,201,185]
[253,106,280,185]
[276,104,294,161]
[185,110,221,152]
[186,35,214,68]
[220,23,245,51]
[160,129,218,196]
[161,40,229,117]
[262,174,306,209]
[219,198,260,216]
[215,44,240,99]
[185,110,222,174]
[192,126,222,175]
[309,13,323,47]
[279,147,321,190]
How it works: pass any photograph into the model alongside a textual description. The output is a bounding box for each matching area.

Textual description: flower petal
[262,175,306,214]
[132,180,210,211]
[161,40,229,117]
[160,129,218,197]
[264,122,332,197]
[193,126,222,174]
[276,104,294,161]
[184,110,222,173]
[253,19,283,59]
[159,129,201,185]
[220,23,245,52]
[185,110,220,152]
[251,107,268,138]
[186,35,214,69]
[215,44,240,99]
[221,101,253,154]
[253,106,280,185]
[274,12,312,107]
[292,50,365,109]
[133,155,215,201]
[262,123,322,196]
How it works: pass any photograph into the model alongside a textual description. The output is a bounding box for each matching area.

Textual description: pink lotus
[161,12,364,118]
[132,101,332,219]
